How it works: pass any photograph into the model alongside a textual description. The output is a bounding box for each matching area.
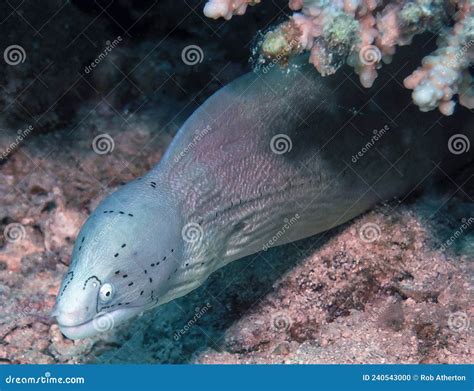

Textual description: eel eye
[99,283,114,302]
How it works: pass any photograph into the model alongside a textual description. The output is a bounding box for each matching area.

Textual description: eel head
[52,177,187,339]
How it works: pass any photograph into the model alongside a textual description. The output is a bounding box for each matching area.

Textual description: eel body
[53,58,473,339]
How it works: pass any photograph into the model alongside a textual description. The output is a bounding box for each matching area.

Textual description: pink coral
[203,0,261,20]
[404,2,474,114]
[204,0,474,115]
[350,13,380,88]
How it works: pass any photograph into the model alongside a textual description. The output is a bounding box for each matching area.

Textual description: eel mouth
[57,306,143,340]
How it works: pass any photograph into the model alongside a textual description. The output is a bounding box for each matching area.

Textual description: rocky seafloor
[0,0,472,364]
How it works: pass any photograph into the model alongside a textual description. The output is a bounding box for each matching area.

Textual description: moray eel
[53,57,473,339]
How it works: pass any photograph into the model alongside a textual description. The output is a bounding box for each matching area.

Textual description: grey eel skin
[53,57,473,339]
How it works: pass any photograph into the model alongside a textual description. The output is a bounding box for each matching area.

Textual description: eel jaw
[56,306,144,340]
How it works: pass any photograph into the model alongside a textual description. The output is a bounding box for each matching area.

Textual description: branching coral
[403,2,474,114]
[203,0,261,20]
[203,0,473,115]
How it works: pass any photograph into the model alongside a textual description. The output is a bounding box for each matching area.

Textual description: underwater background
[0,0,472,364]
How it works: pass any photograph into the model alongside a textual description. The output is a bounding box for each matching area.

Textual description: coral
[404,2,474,115]
[203,0,474,115]
[204,0,261,20]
